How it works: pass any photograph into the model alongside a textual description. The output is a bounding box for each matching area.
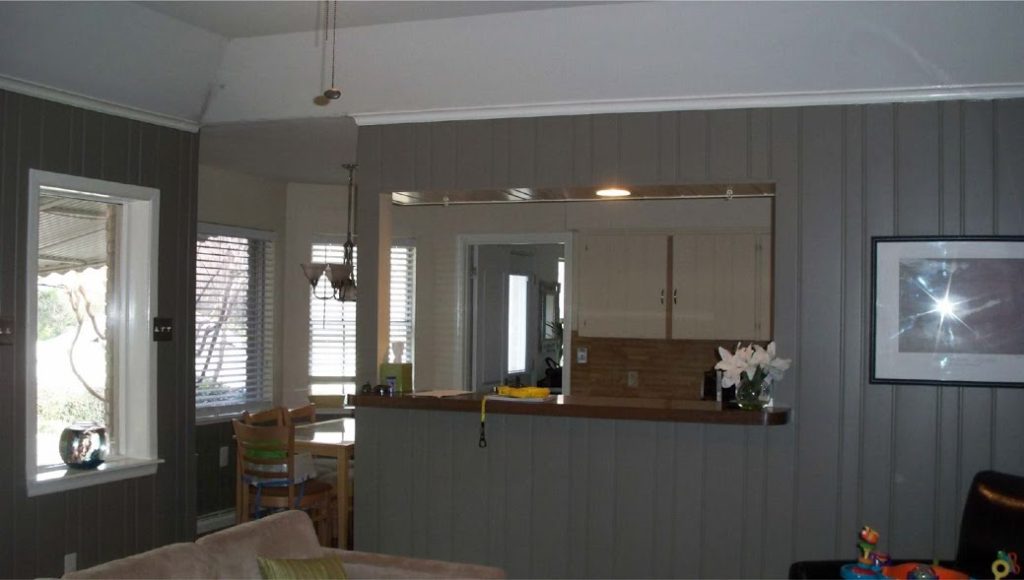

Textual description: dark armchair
[789,470,1024,579]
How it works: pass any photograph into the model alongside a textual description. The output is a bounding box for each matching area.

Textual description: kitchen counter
[354,392,789,426]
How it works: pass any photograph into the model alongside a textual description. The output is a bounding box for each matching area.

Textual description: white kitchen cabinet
[672,232,771,340]
[577,230,771,340]
[577,233,667,338]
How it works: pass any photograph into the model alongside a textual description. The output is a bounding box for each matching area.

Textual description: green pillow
[257,555,347,579]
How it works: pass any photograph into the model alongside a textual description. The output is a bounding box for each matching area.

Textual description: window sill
[27,457,163,498]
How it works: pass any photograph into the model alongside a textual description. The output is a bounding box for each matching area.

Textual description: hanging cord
[330,0,338,90]
[479,396,489,448]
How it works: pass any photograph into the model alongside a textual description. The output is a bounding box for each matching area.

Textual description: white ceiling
[140,1,612,38]
[3,1,1024,184]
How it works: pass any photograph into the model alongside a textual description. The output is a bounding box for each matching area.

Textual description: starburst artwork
[898,258,1024,355]
[872,237,1024,387]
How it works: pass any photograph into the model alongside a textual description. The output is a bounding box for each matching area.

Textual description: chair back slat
[242,407,287,426]
[288,404,317,425]
[233,421,296,485]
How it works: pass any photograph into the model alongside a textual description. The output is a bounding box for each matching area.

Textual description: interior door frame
[456,232,573,393]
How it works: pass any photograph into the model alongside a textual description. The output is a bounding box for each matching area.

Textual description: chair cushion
[257,555,347,579]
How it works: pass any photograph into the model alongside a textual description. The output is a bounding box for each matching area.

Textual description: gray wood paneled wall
[354,99,1024,578]
[0,90,198,578]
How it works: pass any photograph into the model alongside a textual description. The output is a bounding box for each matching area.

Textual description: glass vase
[735,377,772,411]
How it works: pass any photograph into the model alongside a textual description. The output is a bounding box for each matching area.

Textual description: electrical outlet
[218,446,229,468]
[64,552,77,574]
[627,371,639,388]
[576,346,588,364]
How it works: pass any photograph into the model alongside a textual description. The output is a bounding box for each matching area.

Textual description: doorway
[460,233,572,394]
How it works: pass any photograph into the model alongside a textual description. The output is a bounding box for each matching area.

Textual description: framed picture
[870,236,1024,387]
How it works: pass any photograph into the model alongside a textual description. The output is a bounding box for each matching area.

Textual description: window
[507,274,528,374]
[308,242,416,395]
[26,170,160,497]
[195,224,275,419]
[389,244,416,363]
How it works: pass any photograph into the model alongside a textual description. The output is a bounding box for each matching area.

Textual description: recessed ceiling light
[595,188,631,198]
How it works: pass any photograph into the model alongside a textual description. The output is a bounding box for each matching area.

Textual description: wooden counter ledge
[354,393,789,426]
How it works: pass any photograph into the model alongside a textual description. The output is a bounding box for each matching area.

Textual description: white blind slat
[195,228,275,413]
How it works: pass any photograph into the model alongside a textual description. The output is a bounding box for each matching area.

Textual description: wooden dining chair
[231,420,334,545]
[241,407,286,426]
[286,403,317,425]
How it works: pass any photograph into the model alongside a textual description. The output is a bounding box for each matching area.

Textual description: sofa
[64,510,506,579]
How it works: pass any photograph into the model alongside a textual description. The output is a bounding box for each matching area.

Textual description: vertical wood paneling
[0,89,196,576]
[891,103,942,557]
[617,113,660,185]
[484,415,509,570]
[670,423,704,578]
[409,409,433,558]
[379,124,416,191]
[430,123,457,189]
[455,120,493,189]
[506,118,536,188]
[504,416,533,577]
[611,421,656,578]
[584,420,616,577]
[837,106,867,551]
[566,419,589,578]
[534,116,574,187]
[571,116,592,185]
[413,124,433,191]
[590,115,619,185]
[700,426,746,578]
[378,407,414,554]
[860,103,897,543]
[934,101,963,557]
[708,109,749,179]
[992,100,1024,476]
[425,412,455,560]
[356,98,1024,579]
[650,422,676,578]
[452,410,489,564]
[794,106,846,557]
[530,416,571,577]
[656,112,679,183]
[677,111,708,182]
[763,107,800,576]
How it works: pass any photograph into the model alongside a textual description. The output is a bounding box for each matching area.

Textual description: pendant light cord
[330,1,338,90]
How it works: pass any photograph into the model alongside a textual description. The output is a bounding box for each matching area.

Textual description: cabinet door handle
[673,289,677,305]
[660,289,665,305]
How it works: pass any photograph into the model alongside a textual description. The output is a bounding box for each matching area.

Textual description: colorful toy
[840,526,968,580]
[992,550,1020,580]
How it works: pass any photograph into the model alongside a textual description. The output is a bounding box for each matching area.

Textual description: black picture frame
[870,235,1024,387]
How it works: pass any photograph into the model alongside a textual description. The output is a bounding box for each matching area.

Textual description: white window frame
[25,169,161,497]
[195,223,276,422]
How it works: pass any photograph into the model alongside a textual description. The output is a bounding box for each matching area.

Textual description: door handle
[660,289,665,305]
[673,289,677,305]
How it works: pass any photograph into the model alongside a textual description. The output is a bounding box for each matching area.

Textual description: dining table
[293,417,355,548]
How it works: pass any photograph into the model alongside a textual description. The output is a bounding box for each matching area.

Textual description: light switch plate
[218,446,229,468]
[576,346,588,364]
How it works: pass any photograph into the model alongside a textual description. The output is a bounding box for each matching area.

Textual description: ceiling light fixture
[595,188,631,198]
[314,1,342,105]
[301,163,358,302]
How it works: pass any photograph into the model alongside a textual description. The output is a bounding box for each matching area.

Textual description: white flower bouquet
[714,341,791,409]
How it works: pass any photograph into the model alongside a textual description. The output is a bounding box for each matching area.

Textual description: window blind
[389,245,416,363]
[308,242,416,396]
[309,242,357,395]
[195,225,275,416]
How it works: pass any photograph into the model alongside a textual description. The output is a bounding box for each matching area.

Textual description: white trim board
[0,74,200,133]
[351,83,1024,126]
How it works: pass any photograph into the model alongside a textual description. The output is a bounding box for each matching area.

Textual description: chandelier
[301,163,358,302]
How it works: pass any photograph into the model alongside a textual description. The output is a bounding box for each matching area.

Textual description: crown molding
[351,83,1024,126]
[0,75,200,133]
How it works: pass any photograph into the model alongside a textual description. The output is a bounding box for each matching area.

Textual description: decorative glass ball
[59,422,108,469]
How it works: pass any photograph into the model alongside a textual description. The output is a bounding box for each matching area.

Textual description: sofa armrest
[321,548,505,579]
